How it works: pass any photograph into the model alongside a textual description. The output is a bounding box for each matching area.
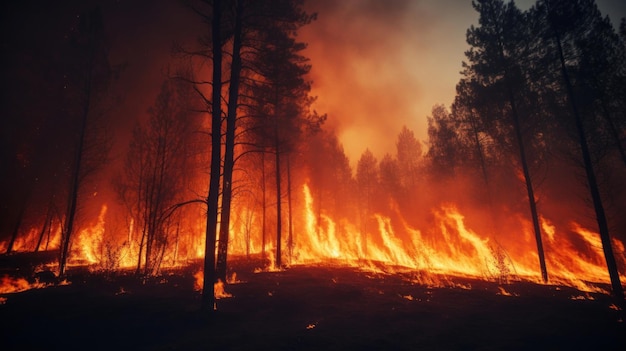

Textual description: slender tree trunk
[217,0,244,283]
[245,206,253,259]
[287,154,294,264]
[44,214,55,251]
[5,204,26,254]
[507,84,548,283]
[58,15,102,276]
[552,22,623,299]
[136,221,147,274]
[35,204,54,252]
[316,184,322,238]
[173,218,180,266]
[274,129,282,269]
[202,0,223,313]
[261,151,267,262]
[274,104,283,268]
[59,79,91,277]
[491,18,548,282]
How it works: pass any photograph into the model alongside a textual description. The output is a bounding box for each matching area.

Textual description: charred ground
[1,253,625,350]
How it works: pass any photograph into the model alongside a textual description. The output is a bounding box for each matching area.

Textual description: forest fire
[2,0,626,349]
[3,182,622,297]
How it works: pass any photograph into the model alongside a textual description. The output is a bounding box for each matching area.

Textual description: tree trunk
[35,204,54,252]
[5,204,26,254]
[216,0,244,283]
[274,127,282,269]
[552,21,623,299]
[287,154,294,264]
[59,79,91,277]
[261,151,267,262]
[505,82,548,283]
[202,0,223,314]
[136,223,147,275]
[493,21,548,282]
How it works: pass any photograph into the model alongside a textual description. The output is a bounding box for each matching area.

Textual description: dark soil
[1,254,625,350]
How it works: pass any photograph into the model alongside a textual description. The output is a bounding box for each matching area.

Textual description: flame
[497,286,519,297]
[2,180,624,296]
[193,270,233,299]
[236,183,624,293]
[0,275,47,294]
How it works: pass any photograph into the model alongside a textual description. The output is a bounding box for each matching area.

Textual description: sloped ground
[1,256,625,350]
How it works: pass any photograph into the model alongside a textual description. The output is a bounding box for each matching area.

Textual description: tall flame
[2,182,624,295]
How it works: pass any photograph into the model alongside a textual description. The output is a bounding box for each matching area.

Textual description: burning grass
[1,256,624,350]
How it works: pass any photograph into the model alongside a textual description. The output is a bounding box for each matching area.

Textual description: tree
[119,79,196,276]
[535,0,624,298]
[244,3,317,269]
[58,8,115,277]
[356,149,378,256]
[183,0,316,307]
[202,0,224,313]
[379,153,401,203]
[462,0,548,282]
[216,0,244,283]
[426,104,462,178]
[452,79,492,185]
[396,126,422,191]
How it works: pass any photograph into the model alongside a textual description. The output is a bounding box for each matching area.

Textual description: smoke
[300,0,478,164]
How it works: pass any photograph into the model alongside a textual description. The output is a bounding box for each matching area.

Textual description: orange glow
[3,182,624,296]
[226,184,624,293]
[0,275,48,294]
[193,270,233,299]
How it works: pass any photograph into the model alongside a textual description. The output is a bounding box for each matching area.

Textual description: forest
[1,0,625,349]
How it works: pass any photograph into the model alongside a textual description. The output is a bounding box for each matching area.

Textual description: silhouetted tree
[462,0,548,282]
[379,153,401,203]
[396,126,422,191]
[59,8,115,277]
[452,79,492,185]
[244,4,317,269]
[356,149,378,256]
[119,79,196,275]
[216,0,244,284]
[427,104,462,178]
[535,0,624,298]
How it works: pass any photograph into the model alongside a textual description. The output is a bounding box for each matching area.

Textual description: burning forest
[1,0,626,349]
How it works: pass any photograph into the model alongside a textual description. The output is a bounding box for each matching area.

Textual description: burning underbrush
[2,182,625,301]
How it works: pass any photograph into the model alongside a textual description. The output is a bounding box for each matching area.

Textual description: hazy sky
[64,0,626,166]
[299,0,626,164]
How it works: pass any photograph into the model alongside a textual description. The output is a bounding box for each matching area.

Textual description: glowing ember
[497,286,519,297]
[401,294,414,301]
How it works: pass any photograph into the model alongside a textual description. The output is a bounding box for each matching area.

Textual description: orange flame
[0,275,47,294]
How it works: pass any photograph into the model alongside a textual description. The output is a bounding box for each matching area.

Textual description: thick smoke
[300,0,478,163]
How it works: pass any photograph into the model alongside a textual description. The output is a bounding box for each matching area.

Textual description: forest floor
[1,252,625,350]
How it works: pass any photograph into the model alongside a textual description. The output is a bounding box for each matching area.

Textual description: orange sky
[300,0,626,165]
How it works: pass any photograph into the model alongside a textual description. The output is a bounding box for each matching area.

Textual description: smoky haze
[300,0,478,164]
